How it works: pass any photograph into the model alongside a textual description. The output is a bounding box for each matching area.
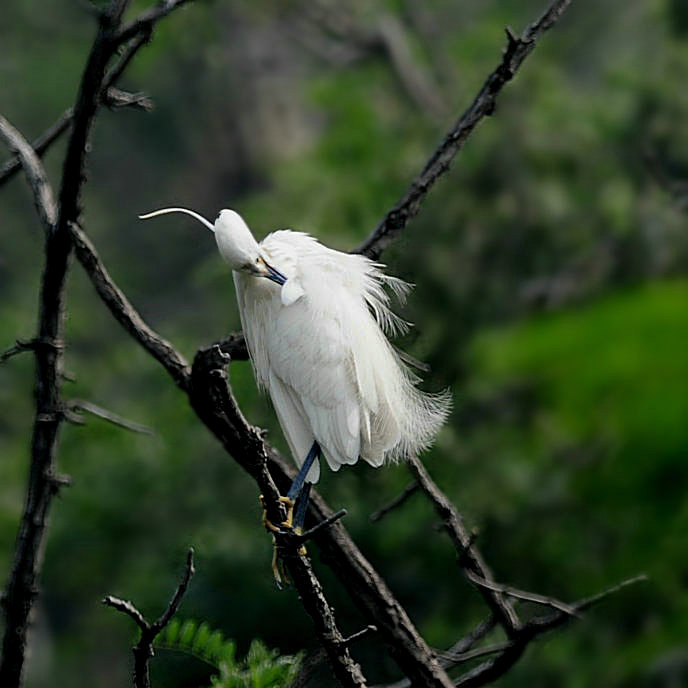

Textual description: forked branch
[103,548,195,688]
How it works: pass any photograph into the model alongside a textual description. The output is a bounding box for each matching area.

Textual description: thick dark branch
[70,220,453,685]
[215,332,249,361]
[407,456,521,636]
[355,0,573,259]
[0,115,57,231]
[116,0,195,45]
[0,0,192,681]
[69,222,191,391]
[104,548,195,688]
[0,5,125,680]
[190,346,368,688]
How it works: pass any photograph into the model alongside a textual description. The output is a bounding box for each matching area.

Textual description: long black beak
[263,260,287,286]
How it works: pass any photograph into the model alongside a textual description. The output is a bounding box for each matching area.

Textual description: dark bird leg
[292,482,312,534]
[262,443,319,588]
[281,442,320,529]
[287,442,320,501]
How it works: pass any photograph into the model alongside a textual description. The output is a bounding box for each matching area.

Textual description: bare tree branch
[104,548,195,688]
[355,0,573,259]
[0,340,36,364]
[0,2,199,684]
[370,481,419,522]
[0,109,73,189]
[67,399,154,435]
[70,224,453,685]
[407,456,521,636]
[463,570,580,618]
[69,222,191,391]
[0,85,154,189]
[116,0,195,45]
[451,575,647,688]
[0,116,57,231]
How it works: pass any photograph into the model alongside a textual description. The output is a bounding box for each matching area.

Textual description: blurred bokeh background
[2,0,688,686]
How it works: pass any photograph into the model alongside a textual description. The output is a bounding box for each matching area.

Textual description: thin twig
[464,570,580,618]
[0,86,153,189]
[104,548,196,688]
[370,481,419,522]
[0,340,35,364]
[103,595,149,631]
[116,0,196,45]
[151,548,195,634]
[451,575,647,688]
[355,0,573,259]
[67,399,154,435]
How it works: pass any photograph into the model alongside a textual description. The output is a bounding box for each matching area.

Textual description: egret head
[139,207,286,285]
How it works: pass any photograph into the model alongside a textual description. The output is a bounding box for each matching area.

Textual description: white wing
[235,230,451,483]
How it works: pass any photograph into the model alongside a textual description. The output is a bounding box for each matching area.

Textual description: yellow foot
[260,494,295,533]
[259,494,306,588]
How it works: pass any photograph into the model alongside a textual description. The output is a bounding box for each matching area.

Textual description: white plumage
[140,207,451,486]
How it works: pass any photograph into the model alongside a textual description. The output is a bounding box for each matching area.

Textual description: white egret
[139,207,450,545]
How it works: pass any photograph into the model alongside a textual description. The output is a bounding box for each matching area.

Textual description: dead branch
[116,0,195,45]
[68,222,191,391]
[0,87,154,189]
[0,340,36,364]
[463,570,580,618]
[0,116,57,231]
[355,0,573,259]
[369,481,419,522]
[103,548,195,688]
[407,456,521,636]
[66,399,154,435]
[0,2,200,685]
[70,227,453,685]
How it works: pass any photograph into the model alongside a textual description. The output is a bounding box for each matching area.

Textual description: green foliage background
[1,0,687,686]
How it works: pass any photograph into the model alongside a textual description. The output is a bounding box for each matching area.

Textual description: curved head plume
[138,206,286,285]
[139,207,215,232]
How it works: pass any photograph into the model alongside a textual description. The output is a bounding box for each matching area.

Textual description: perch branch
[103,548,195,688]
[355,0,573,259]
[72,226,453,686]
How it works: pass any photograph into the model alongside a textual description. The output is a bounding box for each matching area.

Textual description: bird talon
[279,495,296,530]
